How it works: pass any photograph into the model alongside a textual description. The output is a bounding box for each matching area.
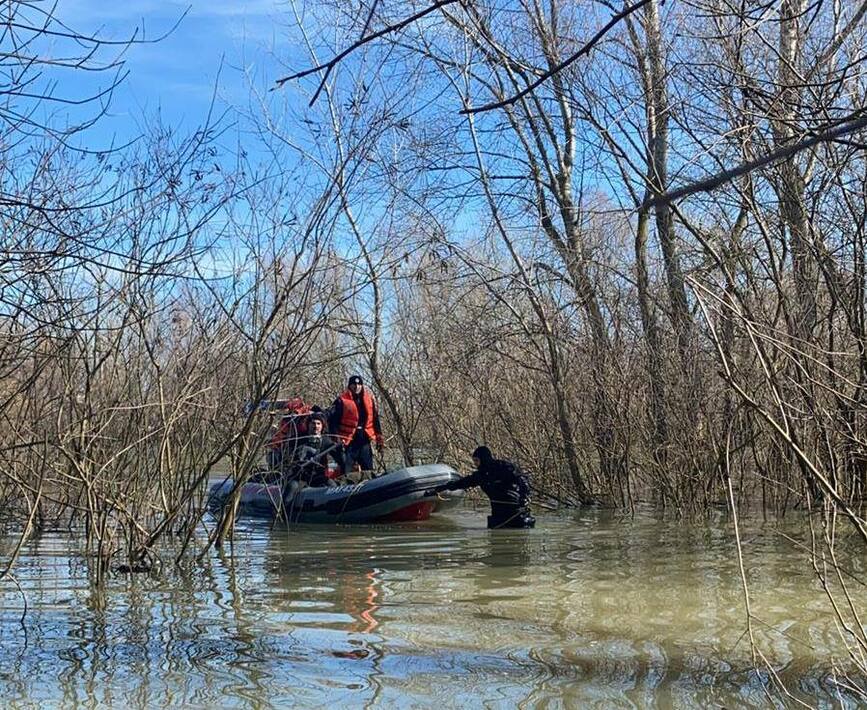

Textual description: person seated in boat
[268,414,300,472]
[328,374,384,475]
[267,398,315,472]
[426,446,535,529]
[293,413,344,487]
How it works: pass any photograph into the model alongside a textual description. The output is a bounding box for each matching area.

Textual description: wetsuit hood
[472,445,493,469]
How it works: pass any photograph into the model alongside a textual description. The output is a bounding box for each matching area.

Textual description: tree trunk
[545,325,594,504]
[635,205,668,459]
[644,0,693,364]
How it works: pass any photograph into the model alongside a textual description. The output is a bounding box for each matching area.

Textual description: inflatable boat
[209,463,464,524]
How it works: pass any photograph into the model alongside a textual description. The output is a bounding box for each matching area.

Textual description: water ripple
[0,507,864,707]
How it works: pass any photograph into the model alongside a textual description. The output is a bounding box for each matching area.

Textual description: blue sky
[18,1,332,280]
[52,0,294,148]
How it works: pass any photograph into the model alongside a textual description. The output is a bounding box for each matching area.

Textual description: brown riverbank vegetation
[0,2,866,683]
[1,0,866,700]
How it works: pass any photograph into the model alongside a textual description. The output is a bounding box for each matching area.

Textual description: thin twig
[273,0,461,106]
[462,0,658,114]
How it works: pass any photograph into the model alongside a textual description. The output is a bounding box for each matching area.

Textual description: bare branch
[461,0,658,114]
[272,0,462,106]
[642,110,867,209]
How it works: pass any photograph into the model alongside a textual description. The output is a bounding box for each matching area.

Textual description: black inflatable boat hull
[209,463,463,523]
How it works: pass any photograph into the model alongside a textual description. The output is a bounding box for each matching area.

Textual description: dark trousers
[295,446,326,485]
[344,432,373,472]
[488,503,535,529]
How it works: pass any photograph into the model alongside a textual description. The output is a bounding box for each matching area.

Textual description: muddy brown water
[1,503,864,708]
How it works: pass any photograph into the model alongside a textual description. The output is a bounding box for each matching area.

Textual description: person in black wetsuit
[427,446,535,529]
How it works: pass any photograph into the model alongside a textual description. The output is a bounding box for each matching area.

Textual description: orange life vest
[335,388,380,445]
[269,400,312,451]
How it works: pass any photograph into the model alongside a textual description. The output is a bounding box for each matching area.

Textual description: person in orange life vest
[268,405,311,472]
[328,375,384,473]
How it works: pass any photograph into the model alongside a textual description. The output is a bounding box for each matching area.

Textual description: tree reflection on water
[0,509,865,707]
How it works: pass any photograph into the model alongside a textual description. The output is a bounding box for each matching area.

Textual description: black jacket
[296,434,344,468]
[442,457,531,523]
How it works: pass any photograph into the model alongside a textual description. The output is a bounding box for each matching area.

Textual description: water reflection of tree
[259,528,389,704]
[482,531,536,567]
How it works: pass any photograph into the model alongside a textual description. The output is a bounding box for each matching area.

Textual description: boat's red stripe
[377,501,435,522]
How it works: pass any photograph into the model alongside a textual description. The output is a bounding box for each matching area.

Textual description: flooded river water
[1,504,864,708]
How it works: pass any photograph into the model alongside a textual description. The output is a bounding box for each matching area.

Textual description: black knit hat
[472,445,492,462]
[348,375,364,387]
